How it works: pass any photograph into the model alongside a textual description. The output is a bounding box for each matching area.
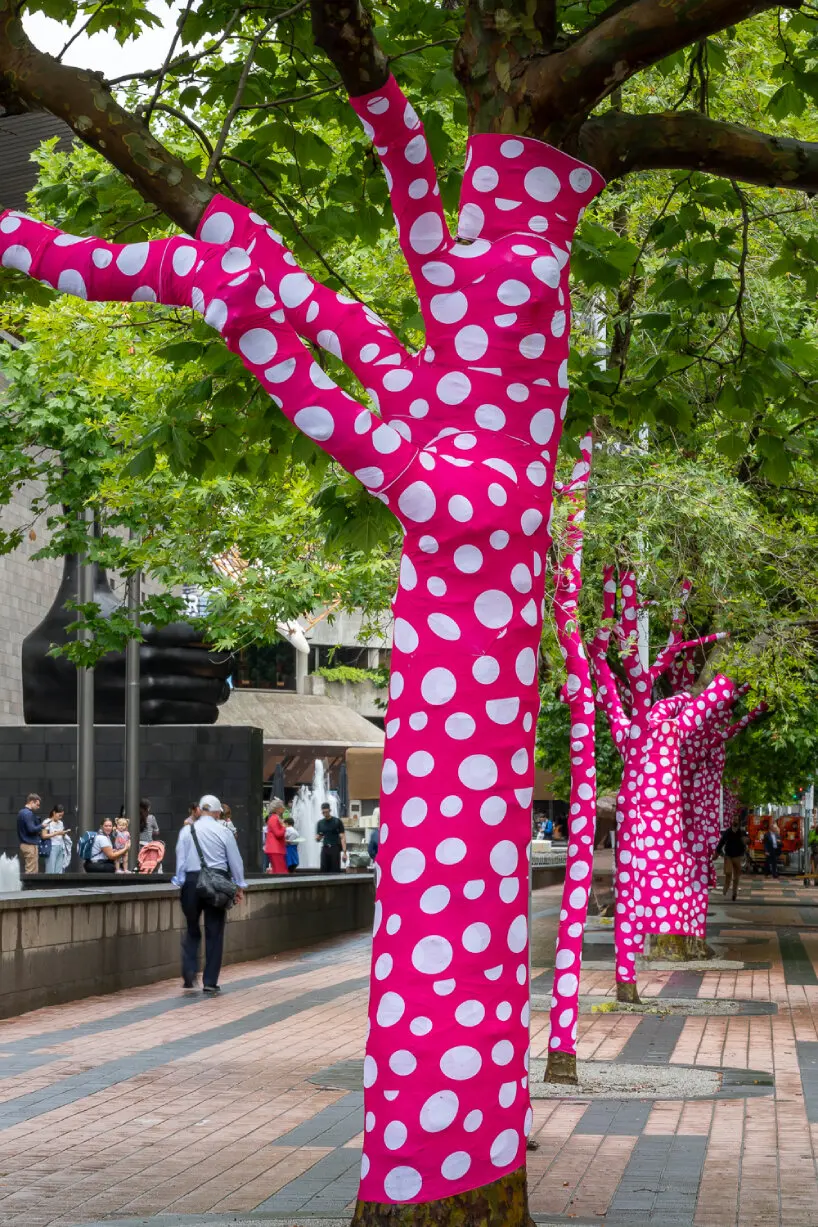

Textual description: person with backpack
[172,795,246,995]
[80,818,130,874]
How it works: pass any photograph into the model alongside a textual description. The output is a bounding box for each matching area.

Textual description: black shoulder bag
[188,824,239,910]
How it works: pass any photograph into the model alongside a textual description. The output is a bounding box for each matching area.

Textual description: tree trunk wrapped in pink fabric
[0,72,606,1215]
[546,435,596,1079]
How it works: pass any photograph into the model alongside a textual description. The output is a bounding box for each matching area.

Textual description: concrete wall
[0,874,375,1019]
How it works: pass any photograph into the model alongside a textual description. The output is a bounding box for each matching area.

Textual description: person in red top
[264,799,287,874]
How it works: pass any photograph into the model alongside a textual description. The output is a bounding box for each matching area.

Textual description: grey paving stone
[616,1014,687,1065]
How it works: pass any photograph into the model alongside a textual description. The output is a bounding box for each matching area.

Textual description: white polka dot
[363,1055,378,1087]
[384,1120,408,1151]
[480,796,507,826]
[402,797,427,827]
[521,508,543,535]
[408,751,434,777]
[420,885,450,915]
[441,795,463,816]
[422,261,454,286]
[453,545,483,574]
[496,1001,512,1021]
[570,166,594,192]
[464,1109,483,1133]
[266,358,297,384]
[532,255,560,287]
[92,247,113,269]
[410,398,430,418]
[475,403,506,431]
[428,613,461,641]
[492,1040,514,1066]
[392,849,425,884]
[383,368,414,393]
[458,755,498,790]
[490,841,518,876]
[512,748,529,774]
[171,245,197,276]
[455,1000,485,1027]
[454,324,489,361]
[431,291,468,323]
[474,590,513,628]
[490,530,510,549]
[459,202,485,238]
[200,210,234,242]
[498,279,530,306]
[499,1081,517,1107]
[420,1090,459,1132]
[372,423,402,454]
[448,494,473,521]
[0,215,20,234]
[437,371,472,405]
[486,697,520,725]
[473,656,500,684]
[2,244,31,274]
[436,837,467,864]
[57,268,87,298]
[421,667,456,705]
[398,482,436,523]
[557,972,579,996]
[525,166,560,202]
[462,922,491,953]
[442,712,474,741]
[501,139,524,158]
[116,242,149,275]
[317,328,342,358]
[441,1045,482,1080]
[408,178,428,199]
[441,1151,471,1180]
[500,877,520,903]
[394,618,419,653]
[237,327,278,366]
[508,914,528,952]
[381,759,398,795]
[520,333,546,359]
[413,935,453,975]
[490,1128,519,1167]
[409,211,444,254]
[405,134,427,163]
[375,953,393,980]
[465,880,485,900]
[411,1016,432,1036]
[473,165,500,192]
[384,1166,422,1200]
[377,992,406,1027]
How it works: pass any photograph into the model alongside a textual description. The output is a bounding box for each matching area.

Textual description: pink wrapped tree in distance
[545,434,597,1085]
[590,569,735,1001]
[0,75,605,1223]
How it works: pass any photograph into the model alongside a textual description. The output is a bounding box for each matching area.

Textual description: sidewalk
[0,871,816,1226]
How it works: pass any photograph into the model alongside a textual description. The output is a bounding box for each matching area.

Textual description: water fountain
[290,759,338,870]
[0,854,22,893]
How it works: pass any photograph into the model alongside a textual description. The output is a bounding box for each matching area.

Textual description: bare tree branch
[309,0,389,95]
[0,1,213,231]
[577,109,818,192]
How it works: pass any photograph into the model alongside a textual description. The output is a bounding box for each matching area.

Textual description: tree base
[648,934,715,962]
[616,980,641,1004]
[351,1166,534,1226]
[545,1049,578,1084]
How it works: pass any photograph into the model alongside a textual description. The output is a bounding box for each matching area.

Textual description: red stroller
[137,841,165,874]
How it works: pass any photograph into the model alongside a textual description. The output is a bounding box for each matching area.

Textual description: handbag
[188,824,239,910]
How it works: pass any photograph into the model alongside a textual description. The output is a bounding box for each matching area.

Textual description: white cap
[198,794,223,814]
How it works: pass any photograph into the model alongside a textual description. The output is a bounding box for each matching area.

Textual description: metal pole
[76,506,95,843]
[125,569,141,870]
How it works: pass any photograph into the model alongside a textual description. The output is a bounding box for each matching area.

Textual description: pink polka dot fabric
[548,435,597,1058]
[0,73,605,1207]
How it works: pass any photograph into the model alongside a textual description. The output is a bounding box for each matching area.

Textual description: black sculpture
[22,554,232,724]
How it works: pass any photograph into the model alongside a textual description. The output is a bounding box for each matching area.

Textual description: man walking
[173,795,246,995]
[17,793,44,875]
[316,801,346,873]
[714,816,746,901]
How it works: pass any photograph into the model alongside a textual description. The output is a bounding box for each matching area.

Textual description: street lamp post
[125,568,141,870]
[76,506,95,845]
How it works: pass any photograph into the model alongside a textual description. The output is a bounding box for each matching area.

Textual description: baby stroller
[137,840,165,874]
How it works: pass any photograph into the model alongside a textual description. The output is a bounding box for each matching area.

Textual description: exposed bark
[520,0,799,143]
[546,1050,579,1084]
[577,111,818,191]
[352,1167,534,1227]
[617,980,641,1003]
[648,934,716,960]
[309,0,389,96]
[0,1,212,231]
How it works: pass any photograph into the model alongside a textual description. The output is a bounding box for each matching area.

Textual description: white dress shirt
[172,814,247,888]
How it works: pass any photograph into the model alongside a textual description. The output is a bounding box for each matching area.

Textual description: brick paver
[1,873,818,1225]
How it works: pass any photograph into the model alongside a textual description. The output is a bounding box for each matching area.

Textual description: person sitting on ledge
[86,818,130,875]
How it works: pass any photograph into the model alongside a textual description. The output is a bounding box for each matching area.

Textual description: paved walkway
[1,871,817,1225]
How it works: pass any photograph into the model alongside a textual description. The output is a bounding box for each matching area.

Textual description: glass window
[234,642,296,691]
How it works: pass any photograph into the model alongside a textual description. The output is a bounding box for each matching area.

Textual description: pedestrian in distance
[283,815,301,873]
[43,805,71,874]
[808,817,818,883]
[368,825,379,864]
[264,799,287,874]
[17,792,45,875]
[82,818,130,874]
[139,798,160,845]
[764,822,782,878]
[714,816,747,901]
[316,801,346,873]
[220,802,238,836]
[173,795,246,995]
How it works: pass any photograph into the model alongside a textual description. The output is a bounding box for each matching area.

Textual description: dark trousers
[321,844,342,873]
[766,851,780,878]
[180,871,226,987]
[85,860,115,874]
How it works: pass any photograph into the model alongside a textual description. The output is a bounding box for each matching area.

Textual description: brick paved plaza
[1,872,816,1226]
